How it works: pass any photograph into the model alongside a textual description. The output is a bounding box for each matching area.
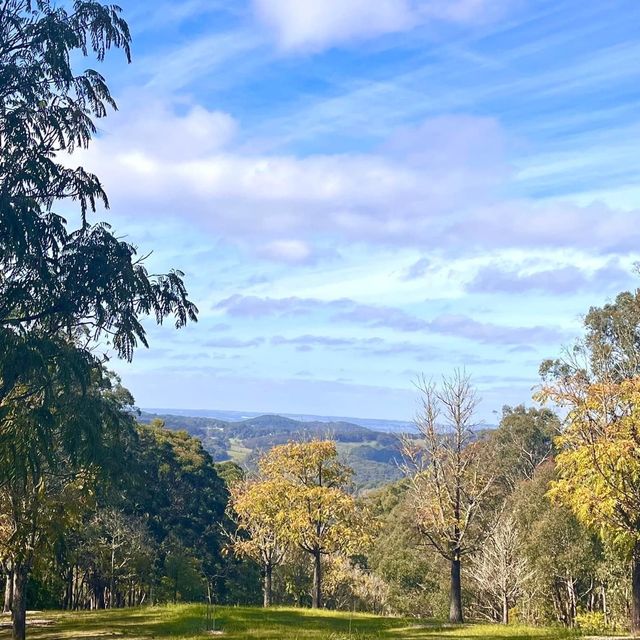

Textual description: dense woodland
[3,2,640,640]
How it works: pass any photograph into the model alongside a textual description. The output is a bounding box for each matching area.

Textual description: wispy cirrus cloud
[203,337,265,348]
[252,0,511,52]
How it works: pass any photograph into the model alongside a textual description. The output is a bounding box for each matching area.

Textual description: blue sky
[79,0,640,421]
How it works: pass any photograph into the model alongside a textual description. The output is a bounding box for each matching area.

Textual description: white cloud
[257,239,314,264]
[75,98,640,261]
[253,0,414,52]
[252,0,508,52]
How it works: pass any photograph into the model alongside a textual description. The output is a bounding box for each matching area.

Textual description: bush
[575,611,610,635]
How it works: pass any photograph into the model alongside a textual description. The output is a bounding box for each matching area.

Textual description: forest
[137,410,406,489]
[2,2,640,640]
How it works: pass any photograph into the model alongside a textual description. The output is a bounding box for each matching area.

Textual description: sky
[74,0,640,422]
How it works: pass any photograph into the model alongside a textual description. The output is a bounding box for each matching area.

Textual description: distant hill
[137,410,409,490]
[142,407,414,433]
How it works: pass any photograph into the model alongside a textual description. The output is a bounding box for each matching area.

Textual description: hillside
[137,411,406,489]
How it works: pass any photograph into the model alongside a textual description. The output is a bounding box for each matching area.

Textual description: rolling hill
[137,410,408,490]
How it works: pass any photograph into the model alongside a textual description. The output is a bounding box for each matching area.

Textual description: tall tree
[402,371,495,623]
[258,441,374,609]
[0,3,197,636]
[0,368,135,638]
[542,378,640,633]
[583,289,640,380]
[538,287,640,633]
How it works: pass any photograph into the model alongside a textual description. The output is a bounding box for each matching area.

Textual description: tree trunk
[311,551,322,609]
[263,563,272,608]
[631,543,640,635]
[502,593,509,625]
[3,567,13,614]
[449,554,463,624]
[11,563,28,640]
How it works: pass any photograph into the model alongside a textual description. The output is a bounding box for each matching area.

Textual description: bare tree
[402,371,494,623]
[470,513,534,623]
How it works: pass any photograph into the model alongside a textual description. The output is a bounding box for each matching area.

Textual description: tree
[0,367,137,637]
[469,513,533,624]
[542,378,640,633]
[228,478,289,607]
[124,421,229,601]
[1,3,197,636]
[87,509,152,609]
[512,462,601,627]
[488,405,559,491]
[402,371,495,623]
[583,289,640,380]
[258,441,375,609]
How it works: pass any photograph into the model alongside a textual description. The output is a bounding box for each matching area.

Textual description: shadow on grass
[0,605,582,640]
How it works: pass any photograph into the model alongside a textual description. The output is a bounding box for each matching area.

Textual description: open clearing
[0,605,582,640]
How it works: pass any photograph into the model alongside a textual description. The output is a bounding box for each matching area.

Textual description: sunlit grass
[0,604,582,640]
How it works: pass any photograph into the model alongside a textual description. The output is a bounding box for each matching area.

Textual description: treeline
[1,414,258,614]
[220,290,640,637]
[137,411,403,489]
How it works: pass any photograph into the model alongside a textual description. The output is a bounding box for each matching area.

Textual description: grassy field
[0,605,582,640]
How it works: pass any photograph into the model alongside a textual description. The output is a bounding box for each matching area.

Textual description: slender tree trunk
[631,543,640,635]
[11,563,28,640]
[502,593,509,625]
[449,553,463,624]
[3,567,13,614]
[263,563,272,608]
[311,551,322,609]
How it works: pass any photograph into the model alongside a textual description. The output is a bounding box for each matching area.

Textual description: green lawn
[0,605,581,640]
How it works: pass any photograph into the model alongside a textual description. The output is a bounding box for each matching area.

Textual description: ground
[0,605,582,639]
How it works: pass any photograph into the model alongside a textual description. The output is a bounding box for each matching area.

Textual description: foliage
[574,611,608,635]
[511,463,601,627]
[227,477,290,606]
[234,440,377,609]
[487,406,559,491]
[546,379,640,550]
[139,411,404,489]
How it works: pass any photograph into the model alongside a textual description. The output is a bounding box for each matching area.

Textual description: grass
[0,604,582,640]
[227,439,253,464]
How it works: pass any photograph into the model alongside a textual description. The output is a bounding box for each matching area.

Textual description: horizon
[76,0,640,422]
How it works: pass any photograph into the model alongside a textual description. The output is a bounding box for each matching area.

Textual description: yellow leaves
[549,377,640,547]
[259,440,353,489]
[230,440,377,563]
